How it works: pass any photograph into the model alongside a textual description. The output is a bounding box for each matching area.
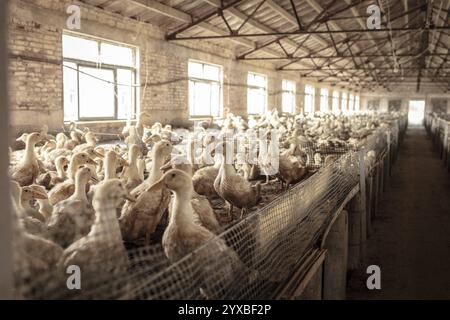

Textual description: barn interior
[0,0,449,300]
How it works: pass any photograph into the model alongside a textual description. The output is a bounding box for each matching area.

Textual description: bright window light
[341,92,348,113]
[320,88,329,112]
[349,94,355,113]
[188,61,222,117]
[332,90,339,113]
[248,72,267,115]
[62,32,138,121]
[282,80,296,114]
[408,100,425,124]
[355,95,360,111]
[304,85,315,113]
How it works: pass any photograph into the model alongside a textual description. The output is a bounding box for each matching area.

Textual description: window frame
[188,60,223,118]
[62,31,139,122]
[304,84,315,114]
[281,79,296,114]
[320,88,329,112]
[332,90,340,113]
[247,72,268,115]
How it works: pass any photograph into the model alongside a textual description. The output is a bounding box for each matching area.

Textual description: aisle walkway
[347,126,450,299]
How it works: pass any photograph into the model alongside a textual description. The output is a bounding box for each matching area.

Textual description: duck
[36,155,69,190]
[10,182,63,298]
[159,169,248,298]
[119,170,171,245]
[10,132,46,186]
[72,131,97,153]
[192,153,222,198]
[47,167,96,248]
[214,145,261,219]
[122,144,144,191]
[20,185,47,222]
[277,151,308,190]
[102,150,129,181]
[64,130,82,150]
[32,184,54,221]
[131,140,173,197]
[59,179,132,297]
[161,155,221,234]
[48,152,97,205]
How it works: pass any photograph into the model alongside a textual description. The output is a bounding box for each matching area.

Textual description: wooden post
[346,151,367,272]
[0,0,13,300]
[365,175,373,237]
[322,210,348,300]
[372,165,379,218]
[298,265,323,300]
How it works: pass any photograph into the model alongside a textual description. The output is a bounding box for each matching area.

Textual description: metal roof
[80,0,450,93]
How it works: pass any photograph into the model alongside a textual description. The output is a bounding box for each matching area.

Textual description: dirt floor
[346,126,450,299]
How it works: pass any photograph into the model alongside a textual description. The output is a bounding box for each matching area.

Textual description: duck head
[92,179,135,209]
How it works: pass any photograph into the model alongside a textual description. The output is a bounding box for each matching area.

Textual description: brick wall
[7,0,303,138]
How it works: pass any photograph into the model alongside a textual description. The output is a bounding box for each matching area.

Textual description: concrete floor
[347,126,450,299]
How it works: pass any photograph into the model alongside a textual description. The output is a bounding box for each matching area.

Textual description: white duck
[47,167,96,248]
[59,179,133,297]
[10,132,46,186]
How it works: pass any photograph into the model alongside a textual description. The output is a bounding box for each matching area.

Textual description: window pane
[211,83,220,117]
[282,80,295,114]
[63,34,99,62]
[332,91,339,113]
[304,85,315,113]
[79,67,115,118]
[188,61,203,78]
[100,43,133,67]
[63,61,78,121]
[188,61,222,117]
[320,88,328,112]
[117,69,134,120]
[203,64,220,81]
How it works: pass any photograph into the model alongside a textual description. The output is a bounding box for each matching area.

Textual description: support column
[322,210,348,300]
[0,0,13,300]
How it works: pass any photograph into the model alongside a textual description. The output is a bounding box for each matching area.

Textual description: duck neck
[68,160,80,180]
[148,152,165,183]
[73,175,88,202]
[23,139,37,165]
[170,188,196,226]
[90,207,122,240]
[104,156,117,180]
[56,161,66,179]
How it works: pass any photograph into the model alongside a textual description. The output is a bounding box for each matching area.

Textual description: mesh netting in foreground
[13,151,359,300]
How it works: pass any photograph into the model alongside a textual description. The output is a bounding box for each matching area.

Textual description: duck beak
[32,190,48,200]
[90,176,99,183]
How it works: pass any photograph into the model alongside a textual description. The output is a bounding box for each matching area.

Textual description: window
[282,80,296,114]
[341,92,348,113]
[62,32,138,121]
[355,95,360,111]
[349,94,355,112]
[188,61,222,117]
[247,72,267,114]
[320,88,329,112]
[304,85,315,113]
[332,91,340,113]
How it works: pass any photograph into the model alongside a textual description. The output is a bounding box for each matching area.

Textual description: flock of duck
[8,109,389,297]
